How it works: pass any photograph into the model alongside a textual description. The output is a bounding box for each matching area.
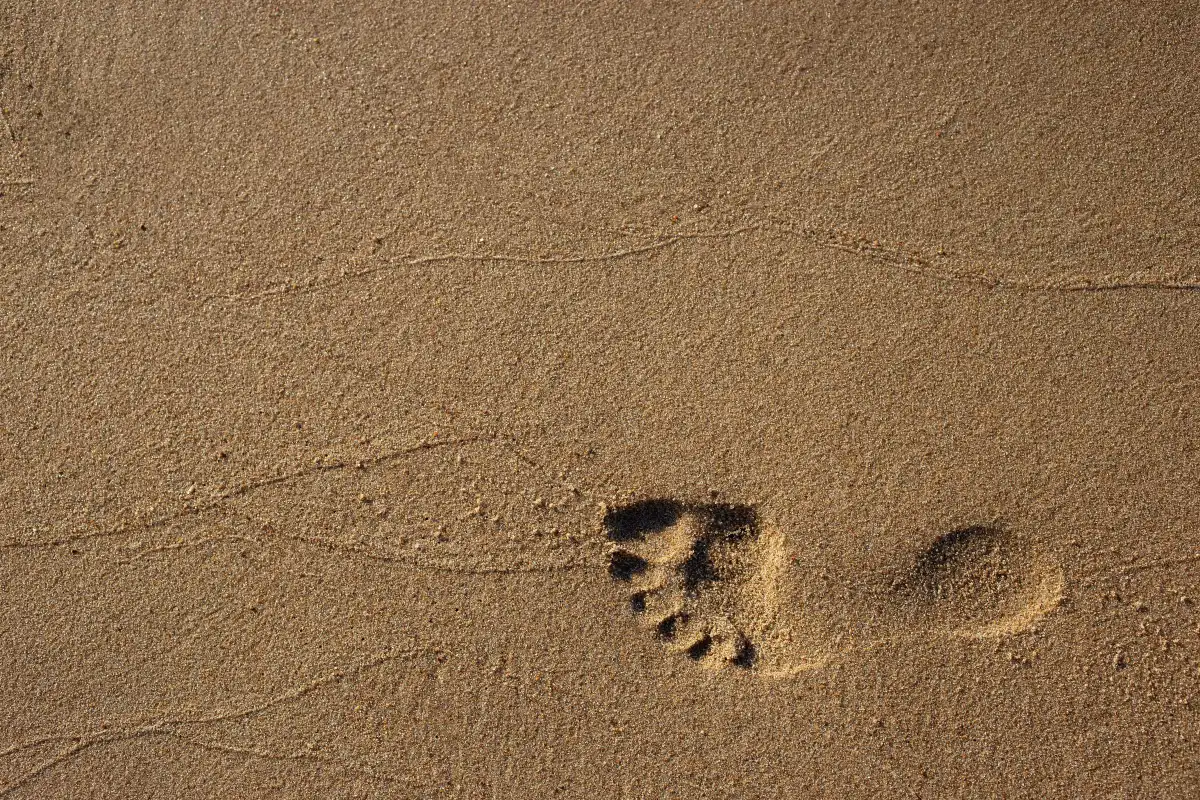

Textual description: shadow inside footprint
[707,503,757,535]
[604,499,761,670]
[901,525,1011,602]
[910,527,1002,591]
[679,537,719,593]
[889,523,1060,636]
[608,549,649,582]
[603,499,681,542]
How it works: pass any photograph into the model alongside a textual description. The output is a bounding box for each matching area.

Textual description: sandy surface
[2,2,1198,797]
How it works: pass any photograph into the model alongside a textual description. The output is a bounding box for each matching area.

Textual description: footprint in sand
[604,499,1064,676]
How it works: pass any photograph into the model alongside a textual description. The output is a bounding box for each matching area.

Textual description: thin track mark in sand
[168,735,411,787]
[2,428,602,575]
[202,227,761,305]
[121,521,596,574]
[204,220,1198,306]
[0,645,438,797]
[0,434,491,552]
[227,511,597,575]
[765,218,1200,293]
[1077,552,1200,587]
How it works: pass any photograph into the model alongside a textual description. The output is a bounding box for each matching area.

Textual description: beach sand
[1,2,1197,796]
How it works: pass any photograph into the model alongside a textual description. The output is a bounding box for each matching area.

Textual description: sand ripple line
[202,226,762,305]
[0,644,438,797]
[0,434,492,552]
[203,219,1198,307]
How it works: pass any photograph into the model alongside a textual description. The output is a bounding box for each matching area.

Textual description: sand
[1,1,1197,797]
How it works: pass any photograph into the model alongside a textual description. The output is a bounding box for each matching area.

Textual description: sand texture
[1,1,1198,797]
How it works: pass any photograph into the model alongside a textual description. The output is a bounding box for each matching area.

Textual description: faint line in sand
[201,226,761,305]
[0,433,491,552]
[1077,552,1200,587]
[0,104,16,143]
[765,218,1200,293]
[0,645,437,796]
[110,504,600,575]
[202,219,1199,306]
[2,428,604,576]
[169,735,411,786]
[132,515,600,576]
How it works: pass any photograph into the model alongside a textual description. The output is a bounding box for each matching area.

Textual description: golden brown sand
[1,2,1197,797]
